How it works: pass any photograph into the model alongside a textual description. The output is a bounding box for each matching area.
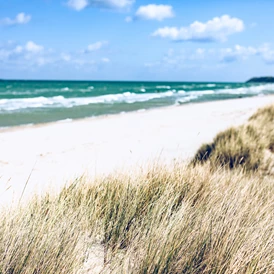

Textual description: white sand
[1,96,274,206]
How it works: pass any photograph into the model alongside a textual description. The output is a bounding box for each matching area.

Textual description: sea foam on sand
[1,95,274,206]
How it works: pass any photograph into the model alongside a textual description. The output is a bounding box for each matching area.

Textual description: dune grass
[192,125,263,170]
[0,104,274,273]
[192,104,274,172]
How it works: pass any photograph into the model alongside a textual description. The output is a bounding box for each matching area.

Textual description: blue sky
[0,0,274,81]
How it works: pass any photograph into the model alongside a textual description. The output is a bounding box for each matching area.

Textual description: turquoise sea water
[0,80,274,128]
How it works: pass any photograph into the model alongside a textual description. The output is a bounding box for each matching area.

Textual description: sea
[0,80,274,128]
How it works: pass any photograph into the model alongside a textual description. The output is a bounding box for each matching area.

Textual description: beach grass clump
[249,104,274,151]
[0,195,87,274]
[192,125,263,171]
[0,163,274,273]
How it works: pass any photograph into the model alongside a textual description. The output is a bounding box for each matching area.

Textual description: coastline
[1,95,274,206]
[0,95,271,133]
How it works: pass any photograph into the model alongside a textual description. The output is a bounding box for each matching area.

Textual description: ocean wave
[0,91,175,111]
[61,87,70,91]
[1,83,274,112]
[176,95,199,104]
[156,85,171,89]
[177,85,195,89]
[0,90,33,96]
[175,83,274,103]
[179,83,274,97]
[216,84,274,95]
[186,90,215,95]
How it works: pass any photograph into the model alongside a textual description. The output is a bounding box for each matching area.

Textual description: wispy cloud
[67,0,89,11]
[0,41,43,58]
[0,41,111,70]
[259,44,274,64]
[152,15,244,42]
[67,0,134,11]
[1,13,31,26]
[220,45,258,62]
[135,4,174,21]
[25,41,44,53]
[145,44,274,70]
[220,44,274,64]
[101,57,110,63]
[84,41,108,53]
[0,41,49,68]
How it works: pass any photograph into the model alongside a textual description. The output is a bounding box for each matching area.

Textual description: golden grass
[192,104,274,172]
[0,104,274,273]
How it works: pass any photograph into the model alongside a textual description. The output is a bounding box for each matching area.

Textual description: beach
[0,95,274,206]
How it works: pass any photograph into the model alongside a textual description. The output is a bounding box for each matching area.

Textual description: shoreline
[0,95,270,134]
[1,95,274,206]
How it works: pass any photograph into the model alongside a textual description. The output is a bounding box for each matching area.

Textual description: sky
[0,0,274,82]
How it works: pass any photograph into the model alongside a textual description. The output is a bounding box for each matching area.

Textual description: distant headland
[246,77,274,83]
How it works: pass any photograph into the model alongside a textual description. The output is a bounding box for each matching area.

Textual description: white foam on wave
[0,91,175,111]
[187,90,215,95]
[61,87,70,91]
[216,84,274,95]
[176,95,199,104]
[156,85,171,89]
[0,90,33,96]
[0,96,65,111]
[2,83,274,112]
[175,83,274,104]
[177,85,194,89]
[137,109,146,112]
[178,83,274,97]
[56,118,73,123]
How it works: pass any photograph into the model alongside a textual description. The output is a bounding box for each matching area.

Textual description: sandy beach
[1,95,274,206]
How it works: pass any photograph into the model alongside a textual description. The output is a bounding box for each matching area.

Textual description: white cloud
[67,0,134,11]
[144,62,160,68]
[85,41,107,52]
[216,43,274,65]
[1,13,31,26]
[0,41,44,58]
[258,44,274,64]
[152,15,244,42]
[220,44,268,63]
[0,41,113,72]
[190,48,206,60]
[146,44,274,71]
[101,57,110,63]
[14,45,23,54]
[125,16,132,22]
[135,4,174,21]
[61,53,72,62]
[25,41,44,53]
[0,41,50,68]
[144,44,274,71]
[220,45,257,62]
[67,0,89,11]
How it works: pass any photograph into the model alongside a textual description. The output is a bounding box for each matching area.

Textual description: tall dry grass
[192,104,274,172]
[0,104,274,273]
